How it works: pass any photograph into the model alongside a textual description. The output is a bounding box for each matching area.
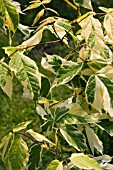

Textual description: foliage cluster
[1,0,113,169]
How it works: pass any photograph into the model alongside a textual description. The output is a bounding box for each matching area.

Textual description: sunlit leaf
[23,2,41,11]
[99,7,113,14]
[13,121,32,133]
[82,0,93,10]
[26,129,53,144]
[42,0,51,4]
[94,155,113,169]
[85,126,103,154]
[70,153,102,170]
[12,1,24,14]
[0,61,13,98]
[46,8,59,15]
[21,27,46,49]
[45,160,63,170]
[32,9,44,25]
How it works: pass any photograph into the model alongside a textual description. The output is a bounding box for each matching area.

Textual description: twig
[49,88,85,108]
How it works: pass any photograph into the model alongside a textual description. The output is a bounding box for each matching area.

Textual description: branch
[3,39,61,62]
[20,132,64,160]
[17,132,70,169]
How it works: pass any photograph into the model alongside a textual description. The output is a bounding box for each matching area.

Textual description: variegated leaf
[85,126,103,154]
[9,51,41,101]
[0,61,13,98]
[60,125,87,151]
[26,129,54,144]
[52,63,83,88]
[8,137,29,170]
[3,0,19,32]
[79,13,105,56]
[103,12,113,41]
[86,75,113,117]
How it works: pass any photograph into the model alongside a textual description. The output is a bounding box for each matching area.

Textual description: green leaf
[13,121,32,133]
[86,75,113,116]
[85,126,103,154]
[8,137,29,170]
[60,125,87,151]
[55,106,69,122]
[85,75,96,104]
[9,51,41,101]
[40,75,50,97]
[98,120,113,136]
[45,160,63,170]
[0,61,13,98]
[4,0,19,32]
[26,129,53,144]
[70,153,102,170]
[0,12,6,33]
[73,0,83,6]
[32,9,45,25]
[28,144,41,170]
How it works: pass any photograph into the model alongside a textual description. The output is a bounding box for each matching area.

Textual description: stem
[64,0,77,10]
[65,159,70,170]
[41,2,49,16]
